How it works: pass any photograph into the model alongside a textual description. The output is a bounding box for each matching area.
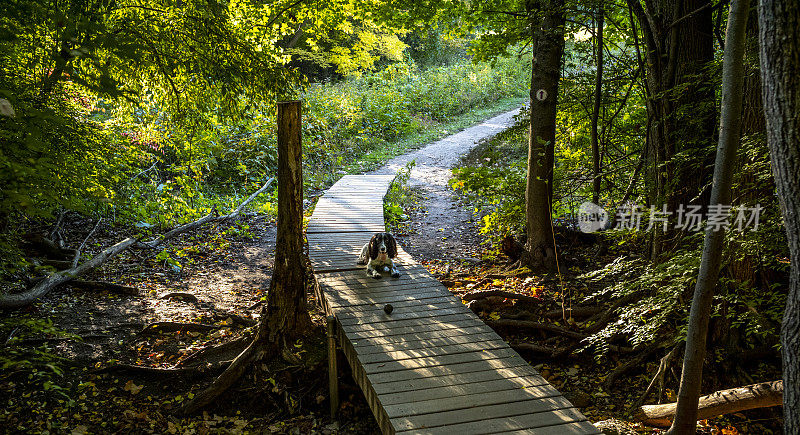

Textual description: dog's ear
[369,234,379,260]
[386,233,398,258]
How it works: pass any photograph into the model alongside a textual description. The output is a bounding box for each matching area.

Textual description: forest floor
[0,106,775,434]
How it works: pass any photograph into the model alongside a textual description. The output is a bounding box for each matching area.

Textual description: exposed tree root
[159,292,199,303]
[140,322,220,335]
[544,306,603,319]
[486,318,585,339]
[95,361,231,378]
[639,343,683,407]
[634,380,783,427]
[463,290,542,305]
[179,337,251,367]
[604,340,672,390]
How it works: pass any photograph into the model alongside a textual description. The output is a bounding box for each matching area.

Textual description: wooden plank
[384,385,565,418]
[396,409,598,434]
[345,318,486,340]
[336,305,473,327]
[354,333,503,356]
[339,313,483,334]
[351,330,501,352]
[392,403,584,433]
[322,284,450,300]
[492,422,602,435]
[355,339,511,364]
[325,291,455,309]
[370,364,546,395]
[378,374,550,405]
[362,348,520,374]
[333,296,462,314]
[365,356,526,384]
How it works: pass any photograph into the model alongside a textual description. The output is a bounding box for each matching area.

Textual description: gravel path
[370,106,523,262]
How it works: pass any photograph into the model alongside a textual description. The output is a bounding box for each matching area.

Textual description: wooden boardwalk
[309,175,600,434]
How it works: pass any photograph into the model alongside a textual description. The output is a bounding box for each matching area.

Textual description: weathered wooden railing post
[326,316,339,418]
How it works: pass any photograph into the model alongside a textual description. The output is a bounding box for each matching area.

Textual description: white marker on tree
[535,89,548,101]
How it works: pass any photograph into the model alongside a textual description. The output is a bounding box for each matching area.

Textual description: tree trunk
[261,100,312,344]
[179,101,310,414]
[638,381,783,427]
[523,0,565,270]
[591,2,604,205]
[627,0,717,259]
[758,0,800,432]
[668,0,750,433]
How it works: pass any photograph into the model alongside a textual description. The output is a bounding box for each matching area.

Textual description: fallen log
[463,290,542,305]
[544,306,603,319]
[486,318,586,340]
[0,237,139,309]
[634,380,783,427]
[0,178,274,309]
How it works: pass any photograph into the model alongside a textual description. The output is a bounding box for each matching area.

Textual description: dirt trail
[371,107,523,262]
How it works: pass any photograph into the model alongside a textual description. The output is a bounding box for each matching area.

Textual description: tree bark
[179,101,310,414]
[261,100,312,343]
[523,0,565,270]
[627,0,717,259]
[758,0,800,432]
[591,2,605,204]
[638,381,783,427]
[668,0,750,432]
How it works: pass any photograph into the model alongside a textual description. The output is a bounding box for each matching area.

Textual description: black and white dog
[357,232,401,279]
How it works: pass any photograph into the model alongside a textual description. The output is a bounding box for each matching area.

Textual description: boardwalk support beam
[327,315,339,418]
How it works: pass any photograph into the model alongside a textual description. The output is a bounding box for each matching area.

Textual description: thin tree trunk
[523,0,565,270]
[591,2,605,204]
[668,0,751,432]
[758,0,800,431]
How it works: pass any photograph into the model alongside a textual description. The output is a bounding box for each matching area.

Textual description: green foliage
[384,161,416,231]
[303,57,529,188]
[0,316,76,396]
[450,115,528,244]
[581,250,700,353]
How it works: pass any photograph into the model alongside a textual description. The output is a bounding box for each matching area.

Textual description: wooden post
[326,315,339,418]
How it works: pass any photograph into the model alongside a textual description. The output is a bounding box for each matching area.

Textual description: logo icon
[578,202,608,233]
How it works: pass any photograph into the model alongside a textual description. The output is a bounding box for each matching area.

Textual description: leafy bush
[384,161,416,231]
[450,114,528,244]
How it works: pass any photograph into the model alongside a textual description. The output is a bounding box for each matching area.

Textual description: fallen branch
[0,178,274,309]
[137,177,275,249]
[639,343,683,406]
[0,237,139,309]
[634,380,783,427]
[544,306,603,319]
[511,342,564,356]
[73,218,102,268]
[486,318,586,340]
[179,337,250,367]
[604,340,673,391]
[463,290,542,305]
